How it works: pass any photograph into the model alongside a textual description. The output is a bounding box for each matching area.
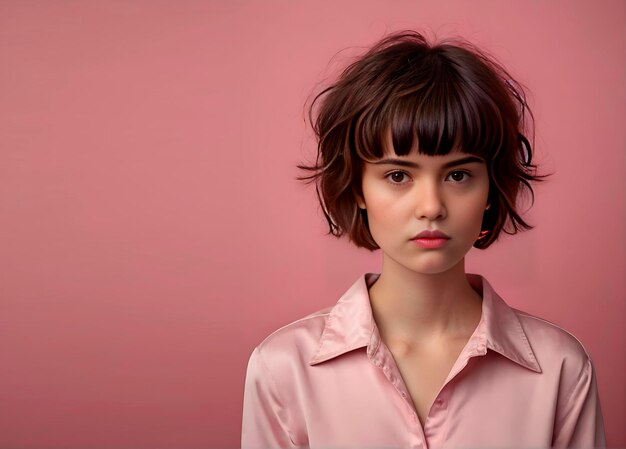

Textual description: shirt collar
[309,273,541,373]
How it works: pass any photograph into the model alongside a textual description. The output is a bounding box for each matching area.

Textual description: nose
[414,181,447,221]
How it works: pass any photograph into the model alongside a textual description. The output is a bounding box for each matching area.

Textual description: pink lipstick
[411,230,450,249]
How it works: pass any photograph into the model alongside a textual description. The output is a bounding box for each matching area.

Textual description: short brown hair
[299,31,547,250]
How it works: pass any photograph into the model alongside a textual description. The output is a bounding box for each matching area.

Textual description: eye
[446,170,471,183]
[385,171,411,184]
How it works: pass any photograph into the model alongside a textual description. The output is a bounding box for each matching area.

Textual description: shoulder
[249,274,375,367]
[513,308,594,379]
[251,306,332,369]
[512,310,604,444]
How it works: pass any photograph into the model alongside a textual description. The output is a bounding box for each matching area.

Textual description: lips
[413,230,450,240]
[411,230,450,249]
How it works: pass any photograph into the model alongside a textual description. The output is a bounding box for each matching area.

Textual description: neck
[369,255,482,344]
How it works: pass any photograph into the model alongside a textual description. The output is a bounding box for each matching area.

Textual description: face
[358,148,490,275]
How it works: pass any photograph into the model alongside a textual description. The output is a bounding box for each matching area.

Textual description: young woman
[241,31,605,449]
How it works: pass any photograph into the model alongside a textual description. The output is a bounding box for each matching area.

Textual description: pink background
[1,1,624,447]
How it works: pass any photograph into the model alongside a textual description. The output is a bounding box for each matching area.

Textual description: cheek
[460,195,489,230]
[366,203,396,232]
[362,184,396,219]
[362,197,406,241]
[365,195,412,226]
[463,178,489,215]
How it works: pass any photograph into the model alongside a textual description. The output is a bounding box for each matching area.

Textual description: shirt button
[435,398,444,406]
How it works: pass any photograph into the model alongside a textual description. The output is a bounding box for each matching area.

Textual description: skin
[358,144,489,348]
[357,143,490,424]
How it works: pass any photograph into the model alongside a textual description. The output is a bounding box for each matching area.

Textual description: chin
[383,245,466,275]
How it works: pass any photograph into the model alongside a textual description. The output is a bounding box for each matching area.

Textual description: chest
[390,341,468,425]
[299,347,556,449]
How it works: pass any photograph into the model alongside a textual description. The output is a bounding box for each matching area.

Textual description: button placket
[372,339,429,448]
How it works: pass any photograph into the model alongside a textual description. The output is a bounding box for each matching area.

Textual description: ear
[354,191,366,209]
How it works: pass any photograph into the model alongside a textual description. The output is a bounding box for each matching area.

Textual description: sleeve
[552,357,606,448]
[241,347,297,449]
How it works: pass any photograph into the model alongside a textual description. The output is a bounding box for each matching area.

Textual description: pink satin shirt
[241,274,605,448]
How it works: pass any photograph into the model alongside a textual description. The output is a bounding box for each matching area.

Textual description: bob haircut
[300,31,546,250]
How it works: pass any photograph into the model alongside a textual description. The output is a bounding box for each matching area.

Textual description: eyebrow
[371,155,485,169]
